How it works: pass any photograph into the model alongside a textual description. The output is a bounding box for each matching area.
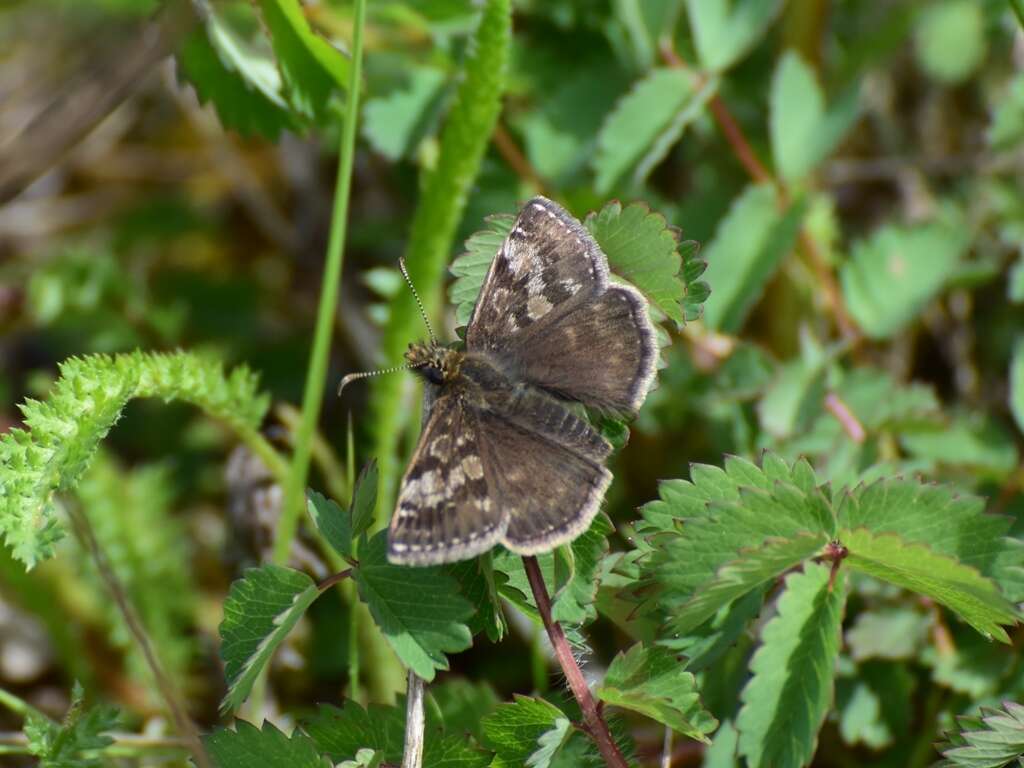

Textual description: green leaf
[308,490,352,559]
[302,701,404,764]
[685,0,785,71]
[641,454,834,618]
[481,696,565,768]
[427,679,501,743]
[219,565,321,713]
[351,460,379,539]
[989,73,1024,150]
[527,718,573,768]
[756,332,827,439]
[597,643,717,741]
[449,213,516,326]
[845,606,930,662]
[593,68,717,193]
[177,16,294,139]
[936,701,1024,768]
[770,51,859,183]
[445,555,507,642]
[363,67,448,160]
[493,513,612,626]
[206,721,329,768]
[25,682,119,768]
[913,0,986,85]
[838,478,1013,573]
[840,220,969,339]
[1013,338,1024,437]
[701,184,808,332]
[736,563,845,768]
[354,531,473,680]
[0,351,269,568]
[900,416,1019,478]
[257,0,349,121]
[671,533,827,635]
[585,200,697,327]
[840,528,1018,642]
[451,199,705,332]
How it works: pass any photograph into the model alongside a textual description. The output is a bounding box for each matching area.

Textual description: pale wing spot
[448,465,466,489]
[527,294,553,320]
[429,434,451,458]
[461,455,485,480]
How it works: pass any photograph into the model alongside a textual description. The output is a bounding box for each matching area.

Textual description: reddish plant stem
[522,556,628,768]
[823,393,866,443]
[659,39,861,343]
[492,122,549,195]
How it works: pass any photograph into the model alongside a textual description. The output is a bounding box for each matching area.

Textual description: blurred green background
[2,0,1024,766]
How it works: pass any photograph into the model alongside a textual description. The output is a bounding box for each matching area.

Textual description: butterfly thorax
[405,341,465,387]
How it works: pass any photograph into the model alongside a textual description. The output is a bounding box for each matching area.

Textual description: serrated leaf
[840,220,969,339]
[351,460,379,539]
[25,683,119,768]
[736,562,845,768]
[597,643,717,741]
[593,68,717,193]
[841,528,1019,642]
[481,696,565,768]
[685,0,785,71]
[493,513,612,626]
[837,477,1017,579]
[354,531,473,680]
[177,17,294,139]
[308,490,352,559]
[666,587,765,673]
[641,454,834,617]
[304,698,490,768]
[206,721,329,768]
[526,718,573,768]
[449,213,516,326]
[770,51,860,183]
[1,351,269,568]
[671,533,827,634]
[302,701,404,764]
[936,701,1024,768]
[445,555,507,642]
[258,0,349,121]
[584,201,692,326]
[914,0,986,85]
[219,565,321,713]
[701,184,808,332]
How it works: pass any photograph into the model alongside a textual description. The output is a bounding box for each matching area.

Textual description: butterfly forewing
[467,197,657,415]
[388,392,506,565]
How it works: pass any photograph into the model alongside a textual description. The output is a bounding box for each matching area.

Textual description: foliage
[2,1,1024,767]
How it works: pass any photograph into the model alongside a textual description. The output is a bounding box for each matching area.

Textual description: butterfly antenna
[337,362,423,397]
[399,257,437,344]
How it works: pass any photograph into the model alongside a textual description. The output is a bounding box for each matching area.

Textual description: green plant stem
[0,688,48,722]
[0,731,188,758]
[66,504,210,768]
[238,426,290,486]
[273,0,367,566]
[367,0,511,523]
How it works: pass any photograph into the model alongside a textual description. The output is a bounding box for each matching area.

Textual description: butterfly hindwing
[388,392,506,565]
[466,196,658,415]
[471,401,611,555]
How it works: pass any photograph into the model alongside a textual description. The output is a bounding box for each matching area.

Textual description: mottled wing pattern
[467,196,658,415]
[472,402,611,554]
[388,392,506,565]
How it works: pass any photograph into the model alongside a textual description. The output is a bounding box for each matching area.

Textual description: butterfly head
[406,341,463,387]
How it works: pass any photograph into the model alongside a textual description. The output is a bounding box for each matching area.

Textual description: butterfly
[388,196,658,565]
